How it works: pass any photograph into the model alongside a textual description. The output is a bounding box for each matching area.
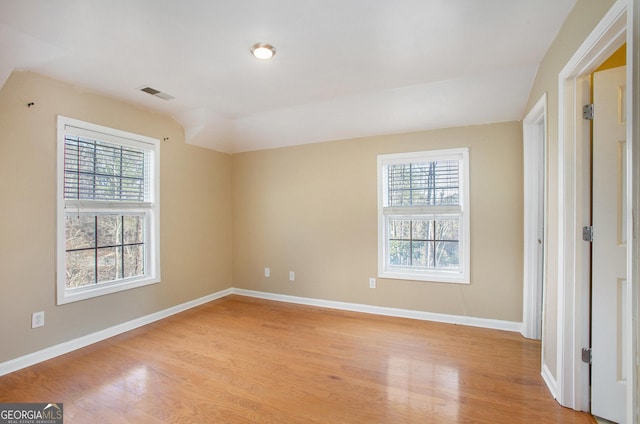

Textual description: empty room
[0,0,638,423]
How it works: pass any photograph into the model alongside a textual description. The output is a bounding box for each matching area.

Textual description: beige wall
[0,73,524,363]
[12,1,611,362]
[524,0,616,382]
[0,71,232,362]
[232,122,524,321]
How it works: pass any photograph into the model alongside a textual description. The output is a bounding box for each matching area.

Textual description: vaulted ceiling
[0,0,576,153]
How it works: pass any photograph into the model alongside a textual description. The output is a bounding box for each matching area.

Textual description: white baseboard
[231,288,523,333]
[541,362,558,400]
[1,286,523,377]
[0,288,233,377]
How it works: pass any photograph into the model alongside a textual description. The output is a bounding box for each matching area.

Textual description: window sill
[57,276,160,305]
[379,269,469,284]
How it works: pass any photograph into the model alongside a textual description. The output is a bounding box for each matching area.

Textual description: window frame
[56,116,161,305]
[377,148,470,284]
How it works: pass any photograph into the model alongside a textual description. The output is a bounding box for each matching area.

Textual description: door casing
[555,2,637,422]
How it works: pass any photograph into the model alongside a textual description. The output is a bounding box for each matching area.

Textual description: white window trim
[56,116,161,305]
[377,148,470,284]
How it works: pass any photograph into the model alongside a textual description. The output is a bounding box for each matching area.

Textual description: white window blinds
[62,125,154,204]
[386,160,460,207]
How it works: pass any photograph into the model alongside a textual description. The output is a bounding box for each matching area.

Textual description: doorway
[555,1,629,418]
[523,94,547,341]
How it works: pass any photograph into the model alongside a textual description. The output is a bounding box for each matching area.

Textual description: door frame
[522,93,547,341]
[629,1,640,420]
[556,1,638,421]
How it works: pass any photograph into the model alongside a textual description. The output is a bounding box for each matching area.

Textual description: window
[56,116,160,304]
[377,148,469,283]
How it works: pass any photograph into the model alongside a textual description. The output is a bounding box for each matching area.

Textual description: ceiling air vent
[140,86,174,101]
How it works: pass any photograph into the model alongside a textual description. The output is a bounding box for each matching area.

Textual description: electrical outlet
[369,278,376,289]
[289,271,295,281]
[32,311,45,328]
[265,267,270,277]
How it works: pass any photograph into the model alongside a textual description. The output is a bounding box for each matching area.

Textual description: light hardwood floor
[0,295,595,423]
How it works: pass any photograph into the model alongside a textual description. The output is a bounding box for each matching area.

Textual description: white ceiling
[0,0,576,153]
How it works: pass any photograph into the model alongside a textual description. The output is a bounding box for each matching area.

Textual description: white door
[591,65,627,423]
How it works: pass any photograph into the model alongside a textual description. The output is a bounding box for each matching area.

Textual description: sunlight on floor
[387,356,459,421]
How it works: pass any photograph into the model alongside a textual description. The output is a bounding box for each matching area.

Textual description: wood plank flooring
[0,295,595,423]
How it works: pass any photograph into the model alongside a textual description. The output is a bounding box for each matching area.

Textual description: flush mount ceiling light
[250,42,276,60]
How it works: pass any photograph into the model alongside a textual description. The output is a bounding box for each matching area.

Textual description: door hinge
[582,226,593,242]
[581,347,592,365]
[583,103,594,120]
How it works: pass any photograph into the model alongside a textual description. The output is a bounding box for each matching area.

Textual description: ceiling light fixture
[250,42,276,60]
